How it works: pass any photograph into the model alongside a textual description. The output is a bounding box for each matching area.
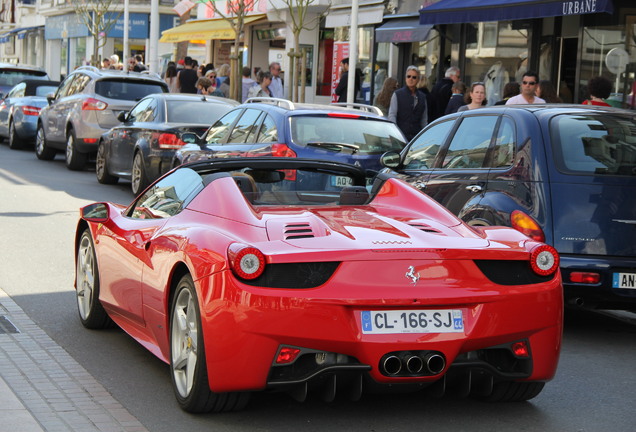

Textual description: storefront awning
[375,19,433,43]
[325,4,384,28]
[420,0,614,24]
[159,14,266,43]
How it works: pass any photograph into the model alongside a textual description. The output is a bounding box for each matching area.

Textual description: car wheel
[476,381,545,402]
[8,119,23,150]
[131,151,149,195]
[96,141,119,185]
[35,124,56,160]
[76,229,112,329]
[66,128,88,171]
[169,274,250,413]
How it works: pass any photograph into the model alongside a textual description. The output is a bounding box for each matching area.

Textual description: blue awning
[376,18,433,43]
[420,0,613,24]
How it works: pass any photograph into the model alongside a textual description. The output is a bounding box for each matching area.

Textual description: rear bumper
[561,255,636,309]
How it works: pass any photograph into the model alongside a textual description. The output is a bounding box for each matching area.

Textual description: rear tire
[476,381,545,402]
[66,128,88,171]
[169,274,250,413]
[76,229,112,329]
[8,120,23,150]
[96,141,119,184]
[131,151,149,195]
[35,124,56,160]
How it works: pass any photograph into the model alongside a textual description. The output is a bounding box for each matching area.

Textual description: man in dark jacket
[334,57,360,103]
[388,66,428,141]
[176,56,198,94]
[430,66,460,121]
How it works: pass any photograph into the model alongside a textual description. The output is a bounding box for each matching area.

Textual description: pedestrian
[494,82,520,105]
[101,58,111,70]
[164,62,178,93]
[132,54,146,72]
[109,54,120,70]
[417,75,434,120]
[176,56,198,94]
[215,64,230,88]
[506,72,545,104]
[248,70,273,98]
[582,76,612,106]
[373,77,399,117]
[537,80,562,103]
[457,82,487,111]
[388,66,428,141]
[196,77,224,96]
[219,76,230,98]
[268,62,284,98]
[430,66,460,121]
[445,81,467,114]
[334,58,360,103]
[241,66,257,102]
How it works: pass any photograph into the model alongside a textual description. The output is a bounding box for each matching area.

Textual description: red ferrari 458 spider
[74,158,562,413]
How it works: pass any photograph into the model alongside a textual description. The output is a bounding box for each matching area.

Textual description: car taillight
[510,210,545,242]
[271,144,297,180]
[81,98,108,111]
[20,105,41,116]
[328,112,360,119]
[529,244,559,276]
[275,346,301,364]
[569,272,600,284]
[157,133,187,149]
[227,243,266,280]
[511,341,530,358]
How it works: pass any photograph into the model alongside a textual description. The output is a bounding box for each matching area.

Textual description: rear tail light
[569,272,600,284]
[271,144,297,180]
[511,341,530,358]
[228,243,266,280]
[81,98,108,111]
[511,210,545,242]
[275,346,301,364]
[529,244,559,276]
[157,133,187,149]
[20,105,41,116]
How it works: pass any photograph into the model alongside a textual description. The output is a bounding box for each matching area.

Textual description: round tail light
[530,244,559,276]
[228,244,266,280]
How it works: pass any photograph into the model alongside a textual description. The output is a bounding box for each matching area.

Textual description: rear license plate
[361,309,464,334]
[331,176,373,187]
[612,272,636,289]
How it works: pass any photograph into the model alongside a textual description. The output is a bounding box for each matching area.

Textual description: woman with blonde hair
[373,77,398,117]
[216,63,231,88]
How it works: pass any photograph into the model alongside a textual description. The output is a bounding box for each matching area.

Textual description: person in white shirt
[506,71,545,104]
[268,62,284,98]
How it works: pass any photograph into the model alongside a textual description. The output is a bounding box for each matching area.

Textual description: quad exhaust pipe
[381,351,446,377]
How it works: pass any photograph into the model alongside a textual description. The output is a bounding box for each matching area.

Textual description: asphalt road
[0,144,635,432]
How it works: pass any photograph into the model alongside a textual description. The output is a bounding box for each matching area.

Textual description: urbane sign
[561,0,599,15]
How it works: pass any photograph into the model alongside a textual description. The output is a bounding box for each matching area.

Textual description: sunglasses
[406,75,418,79]
[522,81,537,85]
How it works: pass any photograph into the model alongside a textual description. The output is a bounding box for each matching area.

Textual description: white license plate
[360,309,464,334]
[331,176,373,187]
[612,272,636,289]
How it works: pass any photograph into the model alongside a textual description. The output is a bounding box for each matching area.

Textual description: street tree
[72,0,122,67]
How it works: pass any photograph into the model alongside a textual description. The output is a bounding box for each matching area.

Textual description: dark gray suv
[35,66,168,170]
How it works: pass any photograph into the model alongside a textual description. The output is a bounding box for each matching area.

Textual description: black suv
[35,66,168,170]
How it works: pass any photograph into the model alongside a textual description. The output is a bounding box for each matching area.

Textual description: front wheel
[96,141,119,184]
[66,129,88,171]
[76,229,111,329]
[169,274,249,413]
[35,124,56,160]
[8,120,23,150]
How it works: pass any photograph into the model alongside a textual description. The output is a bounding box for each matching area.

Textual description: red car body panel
[77,170,563,395]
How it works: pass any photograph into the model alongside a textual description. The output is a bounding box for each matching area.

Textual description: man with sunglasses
[506,71,545,104]
[388,66,428,141]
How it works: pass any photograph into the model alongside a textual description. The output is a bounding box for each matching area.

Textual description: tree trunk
[175,10,191,63]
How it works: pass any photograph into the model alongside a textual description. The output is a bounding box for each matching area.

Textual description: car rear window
[167,101,231,124]
[550,113,636,176]
[291,116,406,154]
[94,79,167,101]
[0,70,47,87]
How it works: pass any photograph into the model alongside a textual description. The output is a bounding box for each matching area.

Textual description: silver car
[35,66,168,170]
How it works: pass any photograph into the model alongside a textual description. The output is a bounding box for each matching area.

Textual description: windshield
[550,113,636,176]
[291,116,406,154]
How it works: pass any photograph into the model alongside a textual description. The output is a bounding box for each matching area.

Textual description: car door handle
[466,185,483,193]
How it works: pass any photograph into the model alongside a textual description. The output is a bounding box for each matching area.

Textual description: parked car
[96,93,238,195]
[0,79,60,149]
[173,98,407,174]
[380,104,636,311]
[36,66,169,170]
[0,63,50,98]
[75,157,562,412]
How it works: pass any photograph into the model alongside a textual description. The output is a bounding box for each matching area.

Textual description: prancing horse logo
[405,266,420,284]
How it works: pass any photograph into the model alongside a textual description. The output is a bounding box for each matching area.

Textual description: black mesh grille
[240,262,340,288]
[474,260,555,286]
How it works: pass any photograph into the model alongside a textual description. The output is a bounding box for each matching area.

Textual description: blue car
[173,98,407,176]
[0,79,60,149]
[380,104,636,312]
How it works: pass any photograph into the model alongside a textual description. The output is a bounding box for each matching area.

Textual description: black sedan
[96,93,239,195]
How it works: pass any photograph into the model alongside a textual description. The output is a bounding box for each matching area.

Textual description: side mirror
[46,94,55,104]
[117,111,128,122]
[380,151,401,169]
[180,132,199,144]
[81,203,109,222]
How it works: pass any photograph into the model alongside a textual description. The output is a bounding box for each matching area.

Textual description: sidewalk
[0,287,148,432]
